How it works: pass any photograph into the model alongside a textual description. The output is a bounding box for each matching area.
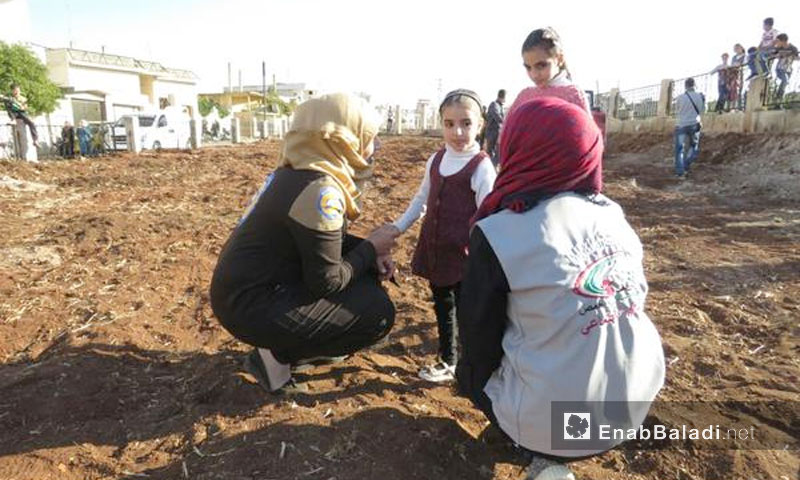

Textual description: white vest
[478,193,665,456]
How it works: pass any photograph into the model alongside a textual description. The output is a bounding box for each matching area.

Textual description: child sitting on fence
[384,89,496,383]
[2,84,39,144]
[746,46,769,80]
[774,33,798,100]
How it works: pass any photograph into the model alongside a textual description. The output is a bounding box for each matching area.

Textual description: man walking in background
[673,78,705,179]
[484,89,505,164]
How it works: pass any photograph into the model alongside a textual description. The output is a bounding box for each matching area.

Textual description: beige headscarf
[280,93,380,220]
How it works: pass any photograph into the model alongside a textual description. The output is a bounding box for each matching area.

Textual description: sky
[26,0,800,107]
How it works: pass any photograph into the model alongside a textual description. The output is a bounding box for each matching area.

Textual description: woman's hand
[375,254,396,282]
[366,224,399,257]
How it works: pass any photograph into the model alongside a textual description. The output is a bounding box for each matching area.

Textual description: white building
[46,48,200,125]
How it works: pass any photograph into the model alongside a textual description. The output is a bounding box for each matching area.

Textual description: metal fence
[616,84,661,120]
[1,121,125,160]
[598,52,799,119]
[592,91,610,113]
[763,63,800,109]
[0,116,204,160]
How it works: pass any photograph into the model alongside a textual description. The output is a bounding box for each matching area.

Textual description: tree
[0,42,61,115]
[198,96,215,117]
[198,96,230,118]
[215,103,230,118]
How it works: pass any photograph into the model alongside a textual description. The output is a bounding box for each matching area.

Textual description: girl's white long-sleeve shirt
[393,143,496,233]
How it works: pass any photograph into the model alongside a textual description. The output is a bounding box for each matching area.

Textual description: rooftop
[48,47,198,82]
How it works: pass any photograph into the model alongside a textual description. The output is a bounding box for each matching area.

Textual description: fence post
[658,79,673,117]
[395,105,403,134]
[190,118,202,149]
[745,77,768,112]
[231,118,241,143]
[124,116,141,154]
[607,89,620,119]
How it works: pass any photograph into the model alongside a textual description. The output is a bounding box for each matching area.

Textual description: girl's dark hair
[521,27,571,79]
[439,89,483,115]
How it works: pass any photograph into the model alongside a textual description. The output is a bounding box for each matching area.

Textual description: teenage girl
[506,27,590,118]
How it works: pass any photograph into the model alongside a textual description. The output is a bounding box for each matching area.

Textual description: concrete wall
[607,109,800,135]
[604,78,800,135]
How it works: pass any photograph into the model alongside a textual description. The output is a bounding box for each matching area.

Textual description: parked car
[112,108,192,151]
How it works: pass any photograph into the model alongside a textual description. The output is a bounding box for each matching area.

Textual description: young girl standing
[387,89,496,382]
[506,27,590,118]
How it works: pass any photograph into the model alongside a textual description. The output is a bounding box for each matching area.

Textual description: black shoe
[292,354,348,372]
[243,349,307,394]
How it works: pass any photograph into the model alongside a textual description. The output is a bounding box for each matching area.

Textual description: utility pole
[262,61,267,119]
[227,62,232,108]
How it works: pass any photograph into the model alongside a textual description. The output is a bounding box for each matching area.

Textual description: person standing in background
[484,89,506,165]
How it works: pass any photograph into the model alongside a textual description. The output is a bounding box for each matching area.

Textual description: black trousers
[15,114,38,142]
[485,129,499,165]
[221,275,395,365]
[430,282,460,365]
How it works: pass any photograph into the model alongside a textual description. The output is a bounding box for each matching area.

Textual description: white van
[112,107,192,151]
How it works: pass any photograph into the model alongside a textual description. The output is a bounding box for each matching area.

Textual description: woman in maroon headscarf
[457,98,665,480]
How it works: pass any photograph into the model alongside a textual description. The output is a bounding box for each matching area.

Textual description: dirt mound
[0,137,797,479]
[607,132,800,203]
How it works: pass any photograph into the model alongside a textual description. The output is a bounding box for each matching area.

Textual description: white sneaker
[418,361,455,382]
[525,456,575,480]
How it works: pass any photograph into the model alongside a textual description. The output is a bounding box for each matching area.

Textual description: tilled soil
[0,134,797,479]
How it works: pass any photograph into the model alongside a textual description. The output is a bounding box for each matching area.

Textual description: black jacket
[210,167,376,322]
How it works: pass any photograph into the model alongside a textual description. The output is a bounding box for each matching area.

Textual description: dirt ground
[0,133,797,480]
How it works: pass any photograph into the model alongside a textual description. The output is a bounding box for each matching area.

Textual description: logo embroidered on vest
[573,251,643,335]
[317,185,344,221]
[573,252,626,298]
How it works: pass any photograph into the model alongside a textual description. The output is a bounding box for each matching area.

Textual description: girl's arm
[392,153,435,233]
[471,157,497,207]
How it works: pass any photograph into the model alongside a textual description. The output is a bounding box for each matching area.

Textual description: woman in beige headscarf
[211,93,397,393]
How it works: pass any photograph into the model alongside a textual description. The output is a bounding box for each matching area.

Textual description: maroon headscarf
[472,97,603,225]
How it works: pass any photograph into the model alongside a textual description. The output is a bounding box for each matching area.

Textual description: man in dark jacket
[484,89,505,164]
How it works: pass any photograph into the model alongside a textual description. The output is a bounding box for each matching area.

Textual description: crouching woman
[457,97,665,480]
[210,93,397,393]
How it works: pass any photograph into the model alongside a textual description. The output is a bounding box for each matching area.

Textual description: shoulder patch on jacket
[289,178,345,231]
